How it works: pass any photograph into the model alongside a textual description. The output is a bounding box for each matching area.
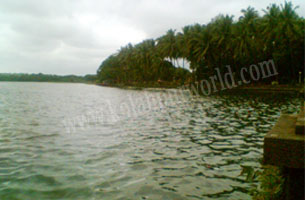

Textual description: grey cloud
[0,0,304,75]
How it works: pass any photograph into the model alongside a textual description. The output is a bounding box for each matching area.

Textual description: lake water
[0,82,301,200]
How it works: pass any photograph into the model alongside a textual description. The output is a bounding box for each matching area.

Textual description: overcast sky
[0,0,304,75]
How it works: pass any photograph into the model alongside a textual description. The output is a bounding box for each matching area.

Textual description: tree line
[97,2,304,87]
[0,73,97,83]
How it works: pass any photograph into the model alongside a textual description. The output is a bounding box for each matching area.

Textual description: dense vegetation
[97,2,304,87]
[0,73,97,83]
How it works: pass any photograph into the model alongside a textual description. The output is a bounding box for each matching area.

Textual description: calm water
[0,82,301,200]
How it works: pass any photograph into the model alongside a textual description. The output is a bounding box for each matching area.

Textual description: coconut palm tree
[157,29,179,67]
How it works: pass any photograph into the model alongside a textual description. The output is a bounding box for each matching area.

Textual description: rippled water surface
[0,82,301,200]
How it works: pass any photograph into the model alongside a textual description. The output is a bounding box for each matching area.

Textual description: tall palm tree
[277,1,301,81]
[235,7,260,65]
[261,4,281,58]
[211,15,234,69]
[157,29,179,67]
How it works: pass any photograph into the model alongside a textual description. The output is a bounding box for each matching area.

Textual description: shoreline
[96,82,179,90]
[226,85,304,94]
[97,83,304,95]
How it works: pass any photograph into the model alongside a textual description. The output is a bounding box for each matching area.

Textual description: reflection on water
[0,82,301,200]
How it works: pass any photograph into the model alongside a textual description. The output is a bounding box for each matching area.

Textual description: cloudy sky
[0,0,304,75]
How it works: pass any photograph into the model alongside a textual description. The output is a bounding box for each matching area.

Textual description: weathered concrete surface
[264,114,304,168]
[264,106,304,200]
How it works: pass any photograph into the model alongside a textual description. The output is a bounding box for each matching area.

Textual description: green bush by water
[241,165,284,200]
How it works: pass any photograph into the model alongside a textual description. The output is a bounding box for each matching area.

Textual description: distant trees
[97,2,304,86]
[0,73,97,83]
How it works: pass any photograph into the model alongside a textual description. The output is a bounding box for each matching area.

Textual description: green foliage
[0,73,96,83]
[97,1,304,87]
[240,165,284,200]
